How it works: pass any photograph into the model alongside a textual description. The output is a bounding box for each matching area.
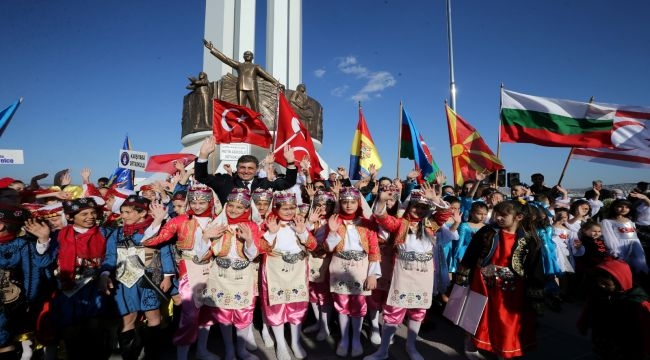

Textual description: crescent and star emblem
[221,108,249,132]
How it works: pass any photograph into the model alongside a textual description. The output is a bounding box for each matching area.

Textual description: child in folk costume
[249,188,274,349]
[49,197,114,360]
[0,205,55,360]
[141,184,219,360]
[303,190,336,342]
[455,200,545,359]
[325,186,380,358]
[204,188,261,360]
[98,195,176,360]
[366,185,400,345]
[364,185,449,360]
[600,198,649,274]
[454,202,488,273]
[259,191,317,360]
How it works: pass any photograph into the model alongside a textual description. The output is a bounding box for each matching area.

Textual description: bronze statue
[203,39,282,113]
[182,71,213,134]
[289,84,313,123]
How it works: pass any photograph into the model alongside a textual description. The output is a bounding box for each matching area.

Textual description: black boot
[142,325,162,360]
[117,329,142,360]
[0,350,18,360]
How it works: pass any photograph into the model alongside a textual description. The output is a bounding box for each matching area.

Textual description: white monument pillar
[203,0,256,81]
[266,0,302,89]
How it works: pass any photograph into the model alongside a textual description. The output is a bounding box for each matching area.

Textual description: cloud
[334,56,396,101]
[331,85,349,97]
[314,68,326,78]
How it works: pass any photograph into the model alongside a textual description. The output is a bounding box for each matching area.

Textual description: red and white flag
[213,99,272,148]
[145,153,197,174]
[573,105,650,167]
[274,92,324,179]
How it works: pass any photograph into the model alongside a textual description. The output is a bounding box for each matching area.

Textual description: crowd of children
[0,137,649,360]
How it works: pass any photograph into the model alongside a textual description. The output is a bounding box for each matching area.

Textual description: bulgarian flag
[500,89,613,148]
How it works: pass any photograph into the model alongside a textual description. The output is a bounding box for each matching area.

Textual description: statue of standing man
[203,39,282,113]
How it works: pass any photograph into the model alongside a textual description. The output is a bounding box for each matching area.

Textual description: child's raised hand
[235,224,253,245]
[149,202,167,222]
[292,214,307,235]
[308,207,323,223]
[328,214,340,233]
[265,214,280,234]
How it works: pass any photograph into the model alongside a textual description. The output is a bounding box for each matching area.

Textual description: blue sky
[2,0,649,189]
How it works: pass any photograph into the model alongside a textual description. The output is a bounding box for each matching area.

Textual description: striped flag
[446,105,503,187]
[500,89,613,148]
[400,106,439,179]
[573,105,650,167]
[349,105,382,180]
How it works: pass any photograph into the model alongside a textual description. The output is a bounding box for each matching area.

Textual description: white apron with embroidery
[387,256,434,308]
[265,254,308,306]
[308,254,331,283]
[183,259,211,307]
[115,247,146,288]
[329,255,370,296]
[205,258,254,309]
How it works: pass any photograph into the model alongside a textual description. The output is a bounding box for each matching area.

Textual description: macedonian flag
[445,105,504,187]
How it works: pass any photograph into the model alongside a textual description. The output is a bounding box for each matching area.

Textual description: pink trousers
[332,294,367,317]
[173,273,218,346]
[382,304,426,325]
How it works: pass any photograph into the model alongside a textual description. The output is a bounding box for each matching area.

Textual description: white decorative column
[266,0,302,89]
[203,0,256,81]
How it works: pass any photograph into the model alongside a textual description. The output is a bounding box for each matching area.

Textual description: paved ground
[142,299,596,360]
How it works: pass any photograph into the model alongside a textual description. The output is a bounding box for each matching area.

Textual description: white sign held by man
[119,149,149,171]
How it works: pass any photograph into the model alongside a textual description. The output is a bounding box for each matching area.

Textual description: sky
[1,0,649,189]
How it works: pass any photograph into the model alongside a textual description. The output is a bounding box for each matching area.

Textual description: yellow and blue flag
[349,105,382,180]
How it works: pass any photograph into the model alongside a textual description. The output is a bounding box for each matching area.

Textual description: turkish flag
[213,99,272,148]
[274,92,324,179]
[145,153,197,174]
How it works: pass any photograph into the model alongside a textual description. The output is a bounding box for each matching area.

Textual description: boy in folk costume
[98,195,176,360]
[141,184,219,360]
[0,205,55,360]
[364,185,449,360]
[203,188,261,360]
[325,187,380,358]
[259,191,317,360]
[303,190,336,341]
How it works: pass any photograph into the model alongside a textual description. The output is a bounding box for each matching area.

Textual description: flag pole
[446,0,457,111]
[495,84,504,188]
[397,101,403,178]
[271,85,281,153]
[557,95,595,186]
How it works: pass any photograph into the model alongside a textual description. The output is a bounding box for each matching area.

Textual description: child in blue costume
[0,204,55,360]
[99,195,176,360]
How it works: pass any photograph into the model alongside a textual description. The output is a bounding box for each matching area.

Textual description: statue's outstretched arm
[203,39,239,69]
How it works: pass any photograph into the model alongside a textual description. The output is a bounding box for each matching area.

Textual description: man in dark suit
[194,136,297,205]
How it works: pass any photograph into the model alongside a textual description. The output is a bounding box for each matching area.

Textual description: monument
[179,0,325,176]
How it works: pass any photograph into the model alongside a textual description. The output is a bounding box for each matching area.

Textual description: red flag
[145,153,197,174]
[274,92,324,179]
[446,105,504,187]
[213,99,272,148]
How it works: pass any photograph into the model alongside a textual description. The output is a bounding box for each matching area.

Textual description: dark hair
[493,200,524,217]
[98,177,109,183]
[444,195,461,205]
[606,198,634,219]
[470,201,488,213]
[579,220,601,238]
[531,173,544,180]
[553,208,569,221]
[237,155,259,168]
[377,177,392,185]
[569,199,591,217]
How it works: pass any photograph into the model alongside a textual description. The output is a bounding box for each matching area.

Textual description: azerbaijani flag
[500,89,613,148]
[349,105,382,180]
[446,105,504,187]
[400,106,439,179]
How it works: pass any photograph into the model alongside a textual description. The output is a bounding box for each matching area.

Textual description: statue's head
[297,84,306,92]
[243,51,254,61]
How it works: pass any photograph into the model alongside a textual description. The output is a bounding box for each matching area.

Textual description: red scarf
[57,225,106,289]
[338,199,364,221]
[187,199,215,218]
[123,216,154,236]
[227,209,252,224]
[0,233,15,244]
